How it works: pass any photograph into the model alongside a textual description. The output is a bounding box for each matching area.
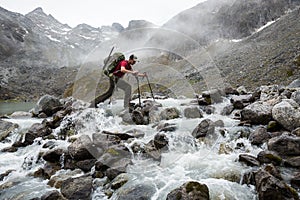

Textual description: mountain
[0,7,123,100]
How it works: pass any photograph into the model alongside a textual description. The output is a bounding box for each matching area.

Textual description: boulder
[291,90,300,105]
[284,156,300,168]
[292,128,300,137]
[272,100,300,131]
[254,168,298,200]
[221,104,234,115]
[32,95,63,117]
[41,190,65,200]
[42,148,64,163]
[238,154,260,167]
[192,119,215,139]
[76,159,97,172]
[157,122,177,132]
[160,107,180,120]
[249,126,271,145]
[24,123,52,145]
[257,151,282,166]
[288,79,300,88]
[241,102,273,125]
[291,173,300,190]
[131,109,147,125]
[230,94,253,109]
[111,173,129,190]
[268,134,300,157]
[60,175,93,200]
[202,89,223,103]
[115,184,156,200]
[183,106,203,119]
[0,120,18,142]
[153,133,168,150]
[166,181,209,200]
[68,135,95,161]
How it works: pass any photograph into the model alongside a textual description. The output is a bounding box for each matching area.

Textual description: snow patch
[46,35,61,42]
[255,19,279,33]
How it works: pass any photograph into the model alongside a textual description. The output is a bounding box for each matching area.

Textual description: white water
[0,98,260,199]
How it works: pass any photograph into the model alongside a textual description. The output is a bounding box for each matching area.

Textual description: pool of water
[0,102,36,115]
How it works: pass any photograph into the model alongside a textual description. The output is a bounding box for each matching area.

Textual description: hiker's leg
[116,79,132,108]
[90,77,115,108]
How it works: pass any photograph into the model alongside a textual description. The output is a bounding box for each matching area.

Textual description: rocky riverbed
[0,79,300,200]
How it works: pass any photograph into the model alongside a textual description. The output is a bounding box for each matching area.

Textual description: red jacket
[113,60,132,78]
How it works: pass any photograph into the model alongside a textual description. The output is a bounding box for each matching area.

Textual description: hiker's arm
[121,66,138,75]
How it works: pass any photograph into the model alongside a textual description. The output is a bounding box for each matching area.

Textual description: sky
[0,0,205,28]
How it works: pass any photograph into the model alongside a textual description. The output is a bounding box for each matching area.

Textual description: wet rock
[157,122,177,132]
[124,129,145,138]
[68,135,95,161]
[257,151,282,166]
[238,154,260,167]
[192,119,215,139]
[48,169,83,189]
[60,175,93,200]
[183,106,203,118]
[241,102,273,125]
[102,130,135,140]
[160,107,180,120]
[284,156,300,168]
[76,159,97,172]
[267,121,282,132]
[224,86,239,95]
[291,90,300,105]
[268,134,300,157]
[144,140,163,161]
[43,162,62,178]
[41,190,65,200]
[292,128,300,137]
[131,109,147,125]
[24,123,52,145]
[154,133,168,149]
[200,105,215,114]
[110,173,129,190]
[263,164,282,180]
[32,95,63,117]
[230,94,253,109]
[221,104,234,115]
[202,89,223,103]
[115,184,156,200]
[259,85,281,102]
[106,158,132,180]
[249,126,271,145]
[0,170,14,181]
[0,119,18,142]
[42,148,64,163]
[1,146,18,153]
[166,181,209,200]
[254,168,298,200]
[272,100,300,131]
[291,173,300,190]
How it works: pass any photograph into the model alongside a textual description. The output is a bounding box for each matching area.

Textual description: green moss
[106,148,119,156]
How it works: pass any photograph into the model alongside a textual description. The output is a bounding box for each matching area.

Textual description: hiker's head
[129,54,137,65]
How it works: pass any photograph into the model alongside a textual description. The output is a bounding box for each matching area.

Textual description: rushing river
[0,98,260,200]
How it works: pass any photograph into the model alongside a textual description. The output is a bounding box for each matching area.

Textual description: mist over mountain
[0,0,299,101]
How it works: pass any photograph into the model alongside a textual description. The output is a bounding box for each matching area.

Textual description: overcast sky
[0,0,205,28]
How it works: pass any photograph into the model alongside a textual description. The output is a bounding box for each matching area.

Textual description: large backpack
[103,52,125,77]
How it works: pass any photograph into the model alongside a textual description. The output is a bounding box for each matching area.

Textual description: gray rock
[166,181,209,200]
[221,104,234,115]
[41,190,65,200]
[154,133,168,150]
[291,173,300,190]
[284,156,300,168]
[254,168,298,200]
[249,126,271,145]
[24,123,52,145]
[131,109,147,125]
[42,148,64,163]
[292,128,300,137]
[257,151,282,166]
[61,175,93,200]
[115,184,156,200]
[202,89,223,103]
[230,94,253,109]
[76,159,97,172]
[268,134,300,157]
[272,100,300,131]
[111,173,129,190]
[237,86,247,95]
[0,120,18,142]
[68,135,95,161]
[183,106,203,119]
[192,119,215,139]
[33,95,62,117]
[291,90,300,105]
[238,154,260,167]
[288,79,300,88]
[241,102,273,125]
[160,107,180,120]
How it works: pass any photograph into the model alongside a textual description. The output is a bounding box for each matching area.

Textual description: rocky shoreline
[0,79,300,199]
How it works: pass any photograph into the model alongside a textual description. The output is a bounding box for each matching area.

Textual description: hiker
[90,54,145,108]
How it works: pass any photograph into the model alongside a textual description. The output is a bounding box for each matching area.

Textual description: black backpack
[103,52,125,77]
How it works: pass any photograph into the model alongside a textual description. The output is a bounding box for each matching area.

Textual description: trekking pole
[144,72,155,101]
[135,76,142,107]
